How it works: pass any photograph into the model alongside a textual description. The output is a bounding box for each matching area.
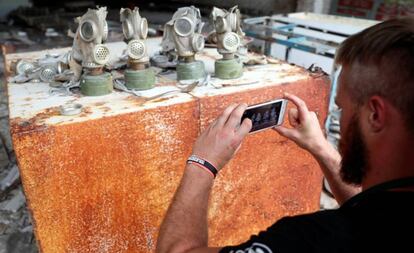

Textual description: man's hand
[275,93,361,204]
[274,93,327,155]
[192,103,252,171]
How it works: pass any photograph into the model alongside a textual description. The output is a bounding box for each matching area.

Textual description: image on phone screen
[241,99,287,133]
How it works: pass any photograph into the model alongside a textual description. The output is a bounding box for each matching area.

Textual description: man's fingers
[225,103,248,130]
[284,93,309,122]
[215,103,238,128]
[288,108,299,127]
[273,126,298,140]
[236,118,252,137]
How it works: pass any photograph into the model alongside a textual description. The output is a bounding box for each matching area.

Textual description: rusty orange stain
[125,95,147,106]
[10,117,44,133]
[156,81,177,87]
[78,107,93,118]
[10,107,60,134]
[94,102,106,106]
[149,96,178,104]
[101,106,111,113]
[14,101,200,252]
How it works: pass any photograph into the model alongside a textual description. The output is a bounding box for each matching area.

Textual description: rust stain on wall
[10,107,60,133]
[14,101,200,252]
[11,74,330,252]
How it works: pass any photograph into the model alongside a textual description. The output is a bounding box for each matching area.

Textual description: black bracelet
[187,155,218,178]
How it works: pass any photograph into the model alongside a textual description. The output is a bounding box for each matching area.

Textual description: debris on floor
[0,166,38,252]
[0,54,38,253]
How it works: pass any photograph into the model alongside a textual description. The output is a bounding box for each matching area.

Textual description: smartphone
[241,99,288,133]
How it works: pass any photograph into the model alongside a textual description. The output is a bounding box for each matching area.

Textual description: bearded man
[157,17,414,253]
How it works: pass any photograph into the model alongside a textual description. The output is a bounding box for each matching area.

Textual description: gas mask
[161,6,206,81]
[70,7,113,96]
[15,60,35,76]
[13,61,57,83]
[120,7,155,90]
[162,6,205,59]
[71,7,110,73]
[211,6,244,58]
[211,6,245,79]
[12,53,71,84]
[120,7,149,64]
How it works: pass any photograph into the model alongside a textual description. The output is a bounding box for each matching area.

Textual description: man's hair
[335,17,414,131]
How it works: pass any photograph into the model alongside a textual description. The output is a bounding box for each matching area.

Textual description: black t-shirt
[220,191,414,253]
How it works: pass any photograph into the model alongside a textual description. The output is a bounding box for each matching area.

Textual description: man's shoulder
[279,208,345,224]
[269,209,352,241]
[220,209,352,253]
[220,192,414,253]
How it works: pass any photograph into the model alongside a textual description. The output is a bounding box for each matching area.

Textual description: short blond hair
[336,17,414,131]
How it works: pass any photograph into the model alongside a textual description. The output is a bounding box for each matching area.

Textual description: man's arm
[156,163,219,253]
[274,93,361,205]
[309,134,360,205]
[156,104,252,253]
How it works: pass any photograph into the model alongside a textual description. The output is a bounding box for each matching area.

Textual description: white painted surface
[7,38,307,128]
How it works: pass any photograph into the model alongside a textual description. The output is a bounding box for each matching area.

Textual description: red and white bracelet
[186,155,218,178]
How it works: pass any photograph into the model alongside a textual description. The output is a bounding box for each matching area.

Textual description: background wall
[0,0,31,21]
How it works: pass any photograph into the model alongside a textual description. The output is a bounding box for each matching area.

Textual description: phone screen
[242,100,284,133]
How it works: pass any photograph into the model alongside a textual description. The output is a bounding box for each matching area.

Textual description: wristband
[186,155,218,178]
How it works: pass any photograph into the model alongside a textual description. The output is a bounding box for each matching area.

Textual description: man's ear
[367,96,386,133]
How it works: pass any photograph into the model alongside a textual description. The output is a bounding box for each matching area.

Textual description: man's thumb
[273,126,296,140]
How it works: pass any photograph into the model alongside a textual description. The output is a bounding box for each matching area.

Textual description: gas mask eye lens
[192,34,205,52]
[140,18,148,39]
[174,17,194,37]
[16,60,35,75]
[230,14,238,31]
[80,21,96,42]
[215,17,227,33]
[102,21,109,42]
[123,20,133,40]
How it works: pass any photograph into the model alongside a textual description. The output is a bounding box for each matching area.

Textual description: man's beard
[339,114,369,185]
